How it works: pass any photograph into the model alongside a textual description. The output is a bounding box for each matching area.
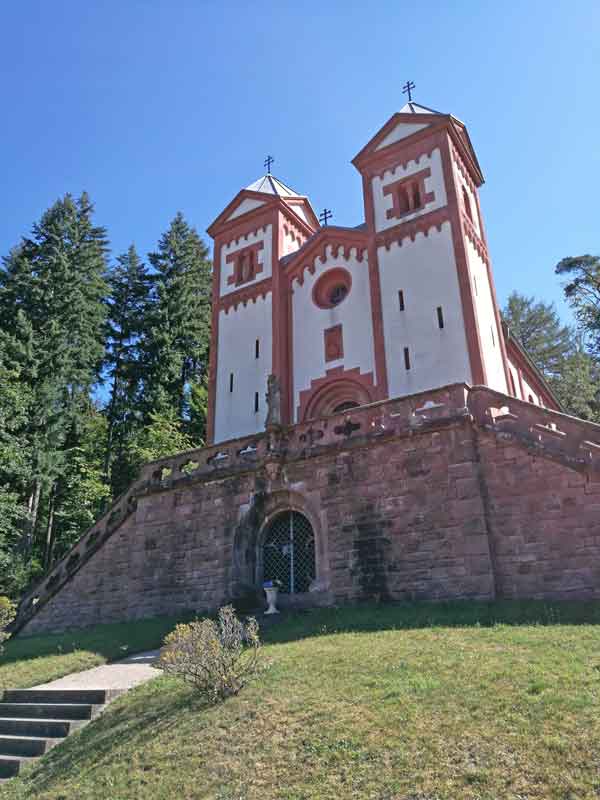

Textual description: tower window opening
[229,373,234,393]
[412,183,422,209]
[437,306,444,329]
[491,325,496,347]
[473,275,478,296]
[462,186,473,222]
[398,290,405,311]
[404,347,411,370]
[255,338,260,359]
[254,391,259,413]
[510,372,517,397]
[329,284,348,306]
[398,185,411,214]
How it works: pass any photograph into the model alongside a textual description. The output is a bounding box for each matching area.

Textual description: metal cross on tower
[319,208,333,227]
[402,80,416,102]
[264,155,274,174]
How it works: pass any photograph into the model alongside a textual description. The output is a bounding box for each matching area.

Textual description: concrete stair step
[0,702,98,721]
[0,717,84,738]
[3,689,113,705]
[0,734,54,757]
[0,755,34,779]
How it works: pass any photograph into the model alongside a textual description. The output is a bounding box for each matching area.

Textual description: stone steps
[0,688,120,779]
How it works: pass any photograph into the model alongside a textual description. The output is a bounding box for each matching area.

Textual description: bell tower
[352,99,510,399]
[206,173,318,443]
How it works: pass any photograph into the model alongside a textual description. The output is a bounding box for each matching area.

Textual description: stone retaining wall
[18,384,600,634]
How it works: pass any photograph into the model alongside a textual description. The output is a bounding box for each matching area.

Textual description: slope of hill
[2,601,600,800]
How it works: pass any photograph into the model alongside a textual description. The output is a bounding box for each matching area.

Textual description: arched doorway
[262,511,316,594]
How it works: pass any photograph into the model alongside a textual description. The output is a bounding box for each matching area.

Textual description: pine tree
[0,193,110,571]
[555,255,600,358]
[552,348,600,422]
[144,213,212,440]
[104,245,151,496]
[502,292,574,381]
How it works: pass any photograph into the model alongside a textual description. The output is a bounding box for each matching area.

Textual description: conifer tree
[0,193,110,573]
[143,213,212,440]
[104,245,151,495]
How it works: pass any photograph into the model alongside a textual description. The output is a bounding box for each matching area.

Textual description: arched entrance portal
[262,511,316,594]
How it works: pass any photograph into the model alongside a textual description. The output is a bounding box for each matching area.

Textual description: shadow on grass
[0,613,194,669]
[258,599,600,646]
[10,677,202,797]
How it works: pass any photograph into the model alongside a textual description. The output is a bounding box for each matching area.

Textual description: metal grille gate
[262,511,316,594]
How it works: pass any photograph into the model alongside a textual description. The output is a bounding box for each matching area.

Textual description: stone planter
[264,586,280,615]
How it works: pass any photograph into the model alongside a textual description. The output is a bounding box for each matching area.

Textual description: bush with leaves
[0,596,15,654]
[157,605,261,703]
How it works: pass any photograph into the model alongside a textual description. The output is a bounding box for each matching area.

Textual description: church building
[207,99,557,444]
[18,96,600,638]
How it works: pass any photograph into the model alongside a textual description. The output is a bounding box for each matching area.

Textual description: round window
[312,268,352,309]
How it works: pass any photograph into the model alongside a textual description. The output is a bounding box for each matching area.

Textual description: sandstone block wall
[18,384,600,634]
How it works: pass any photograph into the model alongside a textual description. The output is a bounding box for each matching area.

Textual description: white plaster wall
[283,227,302,256]
[379,222,472,398]
[214,293,273,442]
[227,197,266,221]
[220,225,273,297]
[465,239,507,393]
[288,203,310,225]
[375,121,430,150]
[371,148,447,233]
[291,248,375,420]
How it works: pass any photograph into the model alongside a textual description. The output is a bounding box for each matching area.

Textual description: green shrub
[157,605,261,703]
[0,596,16,654]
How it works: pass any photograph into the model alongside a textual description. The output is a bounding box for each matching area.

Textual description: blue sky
[1,1,598,320]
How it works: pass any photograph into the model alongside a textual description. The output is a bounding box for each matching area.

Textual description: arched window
[262,511,316,594]
[333,400,360,414]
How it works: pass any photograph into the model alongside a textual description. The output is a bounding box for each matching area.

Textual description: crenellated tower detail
[207,101,555,445]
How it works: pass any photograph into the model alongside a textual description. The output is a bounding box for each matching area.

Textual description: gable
[375,121,430,150]
[226,197,266,221]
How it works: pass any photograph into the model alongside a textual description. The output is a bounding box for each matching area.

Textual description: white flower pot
[264,586,280,615]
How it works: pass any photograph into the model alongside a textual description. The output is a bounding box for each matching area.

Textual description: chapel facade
[207,100,557,445]
[18,98,600,638]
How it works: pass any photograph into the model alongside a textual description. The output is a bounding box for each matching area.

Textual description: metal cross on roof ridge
[402,80,416,103]
[319,208,333,227]
[264,155,274,174]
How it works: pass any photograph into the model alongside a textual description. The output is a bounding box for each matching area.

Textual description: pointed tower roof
[398,101,443,115]
[245,174,301,197]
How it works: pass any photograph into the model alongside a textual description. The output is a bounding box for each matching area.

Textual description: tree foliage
[0,197,213,597]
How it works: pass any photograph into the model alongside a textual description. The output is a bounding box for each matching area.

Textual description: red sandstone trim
[324,324,344,362]
[284,228,368,286]
[226,240,264,286]
[312,268,352,309]
[362,174,390,400]
[219,277,272,313]
[383,167,435,220]
[375,206,450,250]
[297,366,376,421]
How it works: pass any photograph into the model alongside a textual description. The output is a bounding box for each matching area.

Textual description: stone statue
[265,374,282,428]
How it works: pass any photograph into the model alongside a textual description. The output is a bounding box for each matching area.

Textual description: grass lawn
[0,615,190,691]
[2,600,600,799]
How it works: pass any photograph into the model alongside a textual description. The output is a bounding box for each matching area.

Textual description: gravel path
[33,650,161,691]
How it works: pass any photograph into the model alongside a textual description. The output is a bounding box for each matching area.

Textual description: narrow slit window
[254,391,259,413]
[473,275,478,296]
[404,347,411,370]
[229,373,234,393]
[255,338,260,359]
[491,325,496,347]
[398,290,405,311]
[437,306,444,329]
